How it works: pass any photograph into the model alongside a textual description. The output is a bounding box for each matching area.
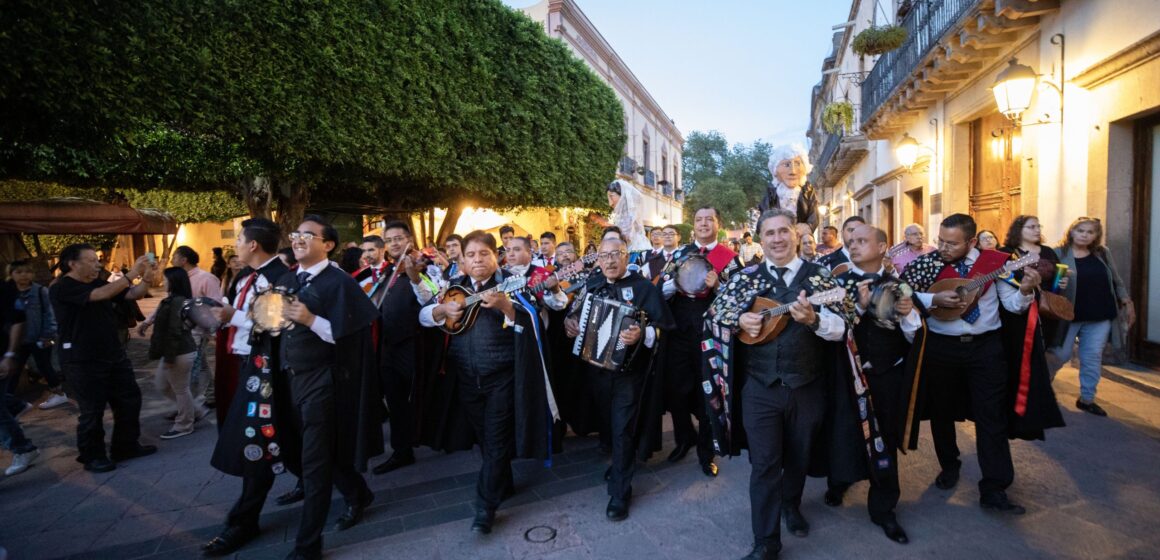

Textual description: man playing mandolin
[899,213,1042,516]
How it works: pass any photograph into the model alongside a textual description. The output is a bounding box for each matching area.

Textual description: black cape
[279,264,384,472]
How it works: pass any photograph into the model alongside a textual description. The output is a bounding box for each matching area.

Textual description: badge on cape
[253,355,267,369]
[620,287,634,302]
[268,443,281,457]
[260,381,273,399]
[246,402,257,417]
[243,444,263,461]
[245,376,260,393]
[272,462,286,474]
[245,427,256,438]
[261,424,275,438]
[258,404,272,419]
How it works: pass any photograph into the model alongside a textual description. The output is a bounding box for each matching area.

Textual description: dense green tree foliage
[682,131,772,228]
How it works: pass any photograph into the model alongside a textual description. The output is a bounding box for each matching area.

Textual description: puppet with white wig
[604,179,652,253]
[758,143,820,230]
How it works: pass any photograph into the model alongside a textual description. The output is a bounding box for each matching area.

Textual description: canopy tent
[0,198,178,234]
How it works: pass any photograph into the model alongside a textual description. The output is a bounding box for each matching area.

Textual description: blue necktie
[955,260,980,324]
[297,271,310,287]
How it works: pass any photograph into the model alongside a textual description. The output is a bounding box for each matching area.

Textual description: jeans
[0,391,36,454]
[4,343,62,396]
[154,351,204,432]
[190,331,213,400]
[1049,320,1112,402]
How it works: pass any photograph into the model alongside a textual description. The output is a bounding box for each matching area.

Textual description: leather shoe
[606,496,630,521]
[275,481,305,506]
[667,441,694,463]
[824,485,847,507]
[934,466,960,490]
[372,451,416,475]
[981,493,1026,515]
[110,444,157,462]
[84,458,117,473]
[874,517,909,544]
[334,493,374,531]
[701,460,719,477]
[783,506,809,537]
[471,509,495,534]
[1076,399,1108,417]
[741,542,781,560]
[202,525,258,557]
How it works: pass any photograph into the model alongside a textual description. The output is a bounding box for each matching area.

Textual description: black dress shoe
[202,525,258,557]
[934,467,960,490]
[334,493,374,531]
[275,481,305,506]
[471,509,495,534]
[84,458,117,473]
[824,485,847,507]
[783,506,810,537]
[741,542,781,560]
[372,451,416,475]
[701,460,719,477]
[110,444,158,462]
[1076,399,1108,417]
[606,495,630,521]
[667,442,694,463]
[874,518,909,544]
[981,493,1026,515]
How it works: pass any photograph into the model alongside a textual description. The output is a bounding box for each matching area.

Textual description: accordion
[572,294,646,372]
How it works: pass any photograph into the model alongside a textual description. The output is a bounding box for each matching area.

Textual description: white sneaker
[5,449,39,476]
[160,428,194,440]
[38,393,70,410]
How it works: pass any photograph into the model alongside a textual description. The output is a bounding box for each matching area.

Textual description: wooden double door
[969,112,1021,236]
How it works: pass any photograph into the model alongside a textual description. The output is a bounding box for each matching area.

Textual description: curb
[1102,366,1160,399]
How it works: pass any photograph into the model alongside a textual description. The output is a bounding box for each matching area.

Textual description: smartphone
[144,252,156,264]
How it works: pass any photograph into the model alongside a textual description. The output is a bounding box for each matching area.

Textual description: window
[642,138,650,172]
[661,154,668,180]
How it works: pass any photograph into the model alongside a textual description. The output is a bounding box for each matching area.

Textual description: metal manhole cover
[523,525,557,543]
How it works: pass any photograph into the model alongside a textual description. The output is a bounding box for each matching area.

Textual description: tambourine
[868,279,914,329]
[181,297,224,331]
[675,254,713,297]
[249,286,297,335]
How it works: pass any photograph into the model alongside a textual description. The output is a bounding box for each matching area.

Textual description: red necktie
[227,272,258,350]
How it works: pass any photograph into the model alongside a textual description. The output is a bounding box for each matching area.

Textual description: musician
[661,207,742,477]
[823,225,918,545]
[369,221,426,476]
[641,224,680,283]
[817,215,866,271]
[899,213,1044,515]
[274,216,382,559]
[545,242,598,442]
[205,218,299,557]
[533,232,559,269]
[504,237,568,311]
[419,231,557,535]
[353,235,390,295]
[702,208,846,560]
[649,227,664,251]
[890,223,936,274]
[757,144,819,230]
[443,234,464,281]
[565,238,674,521]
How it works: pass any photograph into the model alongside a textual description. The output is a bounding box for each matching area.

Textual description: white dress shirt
[226,256,280,356]
[762,257,844,342]
[776,183,800,213]
[915,248,1033,336]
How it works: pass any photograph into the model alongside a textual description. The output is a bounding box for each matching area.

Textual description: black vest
[743,262,827,388]
[379,264,421,346]
[446,275,515,381]
[853,317,909,375]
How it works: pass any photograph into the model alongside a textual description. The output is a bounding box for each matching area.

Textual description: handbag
[1038,290,1074,322]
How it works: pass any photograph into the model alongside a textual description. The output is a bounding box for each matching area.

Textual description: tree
[681,131,772,228]
[0,0,626,224]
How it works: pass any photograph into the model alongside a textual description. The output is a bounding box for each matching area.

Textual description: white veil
[608,179,651,252]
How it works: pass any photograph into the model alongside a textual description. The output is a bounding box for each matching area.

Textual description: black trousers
[381,340,417,455]
[591,368,646,500]
[742,376,825,547]
[925,331,1014,497]
[664,341,713,464]
[828,364,905,523]
[288,368,371,555]
[459,372,515,512]
[63,357,142,463]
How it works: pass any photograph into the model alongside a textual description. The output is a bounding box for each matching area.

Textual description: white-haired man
[759,144,819,230]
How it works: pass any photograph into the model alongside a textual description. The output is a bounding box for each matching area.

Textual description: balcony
[643,169,656,188]
[859,0,1058,139]
[618,156,636,176]
[658,180,673,198]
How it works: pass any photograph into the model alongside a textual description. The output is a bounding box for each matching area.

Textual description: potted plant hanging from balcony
[852,24,907,57]
[822,101,855,135]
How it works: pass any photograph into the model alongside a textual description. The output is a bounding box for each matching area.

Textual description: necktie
[954,260,981,324]
[474,281,484,293]
[297,271,311,286]
[700,245,709,255]
[227,272,259,350]
[772,267,789,290]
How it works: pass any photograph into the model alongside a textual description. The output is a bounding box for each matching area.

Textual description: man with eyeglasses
[274,216,383,560]
[418,230,558,535]
[660,207,743,478]
[890,223,935,274]
[564,238,674,521]
[641,225,680,283]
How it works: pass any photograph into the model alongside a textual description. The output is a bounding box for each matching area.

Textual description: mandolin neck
[962,265,1009,291]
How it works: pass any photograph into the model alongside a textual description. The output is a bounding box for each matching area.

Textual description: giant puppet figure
[758,143,820,231]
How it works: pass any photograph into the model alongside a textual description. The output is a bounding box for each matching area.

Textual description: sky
[503,0,851,148]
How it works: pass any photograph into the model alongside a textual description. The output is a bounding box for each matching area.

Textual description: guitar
[927,252,1040,322]
[438,257,593,334]
[737,287,848,345]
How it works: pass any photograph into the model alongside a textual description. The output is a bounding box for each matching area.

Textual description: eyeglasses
[597,250,627,261]
[384,235,407,244]
[661,232,677,237]
[288,232,319,242]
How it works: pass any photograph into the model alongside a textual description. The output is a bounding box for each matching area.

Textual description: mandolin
[926,252,1039,322]
[438,257,594,334]
[738,287,848,345]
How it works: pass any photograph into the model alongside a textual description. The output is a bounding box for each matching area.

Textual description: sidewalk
[1,310,1158,559]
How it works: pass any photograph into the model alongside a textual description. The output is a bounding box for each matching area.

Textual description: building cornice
[1072,29,1160,89]
[545,0,684,144]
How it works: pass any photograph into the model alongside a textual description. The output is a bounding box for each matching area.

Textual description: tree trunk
[238,176,273,219]
[435,206,462,246]
[273,180,310,247]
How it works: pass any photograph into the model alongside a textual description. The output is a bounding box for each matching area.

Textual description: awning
[0,198,178,234]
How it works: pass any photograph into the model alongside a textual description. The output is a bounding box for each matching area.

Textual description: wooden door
[970,113,1021,235]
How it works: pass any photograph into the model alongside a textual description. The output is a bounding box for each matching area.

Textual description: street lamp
[992,58,1039,124]
[895,133,921,169]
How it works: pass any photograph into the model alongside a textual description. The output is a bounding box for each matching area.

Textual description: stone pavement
[1,299,1158,559]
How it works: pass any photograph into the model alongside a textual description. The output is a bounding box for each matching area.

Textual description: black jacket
[758,181,819,230]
